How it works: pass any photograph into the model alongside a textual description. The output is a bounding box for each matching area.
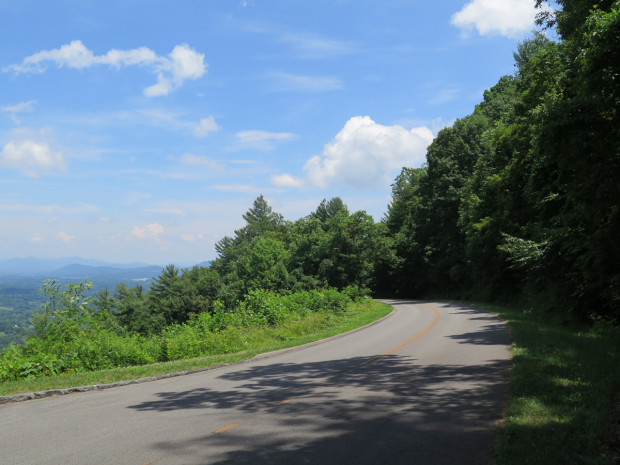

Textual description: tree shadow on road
[129,352,510,465]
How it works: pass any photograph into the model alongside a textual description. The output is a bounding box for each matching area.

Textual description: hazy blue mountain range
[0,258,168,349]
[0,257,160,276]
[0,257,213,349]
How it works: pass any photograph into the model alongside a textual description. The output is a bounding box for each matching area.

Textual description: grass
[0,299,392,397]
[458,301,620,465]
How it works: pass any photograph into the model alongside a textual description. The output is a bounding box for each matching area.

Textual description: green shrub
[0,287,359,382]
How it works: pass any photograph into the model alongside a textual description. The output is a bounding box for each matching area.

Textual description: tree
[313,197,348,223]
[237,194,284,241]
[30,280,94,344]
[113,282,160,335]
[148,264,197,325]
[240,236,291,292]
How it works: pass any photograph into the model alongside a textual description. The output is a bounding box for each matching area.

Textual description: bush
[0,286,356,381]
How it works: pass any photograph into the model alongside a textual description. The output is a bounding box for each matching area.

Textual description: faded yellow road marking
[382,303,441,355]
[361,303,441,366]
[215,422,242,434]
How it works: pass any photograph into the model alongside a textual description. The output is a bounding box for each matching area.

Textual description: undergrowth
[0,297,391,396]
[465,302,620,465]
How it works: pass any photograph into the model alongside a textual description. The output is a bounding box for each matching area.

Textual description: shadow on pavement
[129,351,510,465]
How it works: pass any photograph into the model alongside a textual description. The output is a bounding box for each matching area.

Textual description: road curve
[0,300,511,465]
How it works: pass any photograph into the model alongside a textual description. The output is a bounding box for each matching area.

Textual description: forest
[0,0,618,381]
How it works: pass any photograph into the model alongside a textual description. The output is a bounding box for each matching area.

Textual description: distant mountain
[52,264,163,282]
[0,257,160,276]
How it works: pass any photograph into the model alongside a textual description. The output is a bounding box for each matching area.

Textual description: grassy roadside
[0,299,392,397]
[459,301,620,465]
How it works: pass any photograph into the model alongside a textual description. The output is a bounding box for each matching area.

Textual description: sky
[0,0,550,266]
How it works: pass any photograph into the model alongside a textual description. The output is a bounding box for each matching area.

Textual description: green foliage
[0,284,358,382]
[31,280,95,343]
[384,3,619,319]
[497,234,547,272]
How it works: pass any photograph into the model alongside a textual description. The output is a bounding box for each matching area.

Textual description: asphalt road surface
[0,300,511,465]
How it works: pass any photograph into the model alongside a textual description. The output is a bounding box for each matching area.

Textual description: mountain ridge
[0,257,161,276]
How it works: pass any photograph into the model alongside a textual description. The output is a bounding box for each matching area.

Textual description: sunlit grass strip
[464,302,620,465]
[0,300,392,397]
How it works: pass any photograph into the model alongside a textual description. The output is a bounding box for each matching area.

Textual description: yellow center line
[361,303,441,366]
[215,422,242,434]
[279,304,441,410]
[382,303,441,354]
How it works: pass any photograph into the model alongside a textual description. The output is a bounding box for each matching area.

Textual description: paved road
[0,300,511,465]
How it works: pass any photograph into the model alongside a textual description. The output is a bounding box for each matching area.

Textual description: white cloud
[451,0,551,38]
[131,223,165,241]
[280,33,359,59]
[2,100,37,113]
[0,139,65,177]
[269,72,343,92]
[180,233,205,242]
[4,40,206,97]
[144,44,207,97]
[194,116,220,137]
[30,233,45,243]
[56,231,76,243]
[271,173,305,188]
[235,130,297,150]
[1,100,37,124]
[272,116,434,190]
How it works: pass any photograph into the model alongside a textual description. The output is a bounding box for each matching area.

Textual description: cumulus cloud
[235,130,297,150]
[272,116,434,190]
[131,223,165,241]
[4,40,206,97]
[451,0,552,38]
[271,173,305,188]
[0,139,65,178]
[143,44,207,97]
[194,116,220,137]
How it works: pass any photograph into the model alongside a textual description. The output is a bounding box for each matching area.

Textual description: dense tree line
[384,0,619,320]
[88,195,389,336]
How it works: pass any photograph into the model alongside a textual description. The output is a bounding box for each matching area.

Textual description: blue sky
[0,0,548,266]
